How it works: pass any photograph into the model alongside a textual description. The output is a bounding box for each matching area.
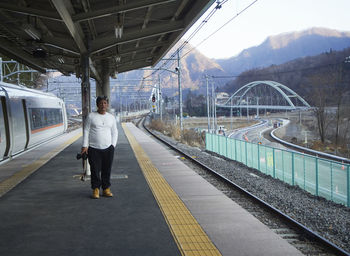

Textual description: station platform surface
[0,122,303,256]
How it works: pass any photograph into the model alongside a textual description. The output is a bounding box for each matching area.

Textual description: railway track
[136,116,350,256]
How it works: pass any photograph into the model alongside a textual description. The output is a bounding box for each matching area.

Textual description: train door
[22,99,30,149]
[0,95,10,160]
[8,96,27,154]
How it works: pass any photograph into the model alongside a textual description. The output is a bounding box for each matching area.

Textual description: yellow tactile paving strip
[0,131,82,197]
[123,124,222,256]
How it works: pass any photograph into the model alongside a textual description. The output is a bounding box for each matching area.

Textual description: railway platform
[0,122,303,256]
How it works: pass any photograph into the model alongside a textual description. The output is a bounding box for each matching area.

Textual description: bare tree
[332,69,346,149]
[334,95,342,149]
[308,72,334,144]
[340,98,350,157]
[309,61,350,149]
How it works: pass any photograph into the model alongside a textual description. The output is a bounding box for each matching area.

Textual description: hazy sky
[184,0,350,59]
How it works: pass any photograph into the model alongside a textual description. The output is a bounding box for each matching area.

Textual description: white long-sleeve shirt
[82,112,118,149]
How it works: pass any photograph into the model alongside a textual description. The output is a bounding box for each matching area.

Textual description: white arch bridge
[217,81,311,111]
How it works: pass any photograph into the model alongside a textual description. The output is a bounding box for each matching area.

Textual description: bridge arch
[217,81,310,110]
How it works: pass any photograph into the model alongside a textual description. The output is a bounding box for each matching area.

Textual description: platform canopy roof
[0,0,214,81]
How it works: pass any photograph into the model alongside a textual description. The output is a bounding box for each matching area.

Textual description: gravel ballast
[151,129,350,253]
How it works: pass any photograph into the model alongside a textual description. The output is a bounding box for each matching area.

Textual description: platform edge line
[122,123,222,256]
[0,131,82,198]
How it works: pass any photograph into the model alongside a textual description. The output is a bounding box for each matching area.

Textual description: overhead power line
[143,0,259,79]
[143,0,229,79]
[181,0,259,58]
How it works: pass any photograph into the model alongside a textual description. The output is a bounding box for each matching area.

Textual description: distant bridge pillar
[81,54,91,125]
[96,59,110,100]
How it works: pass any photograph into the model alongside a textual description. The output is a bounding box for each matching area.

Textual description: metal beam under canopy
[0,0,214,79]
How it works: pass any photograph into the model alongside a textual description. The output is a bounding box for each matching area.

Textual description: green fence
[206,133,350,207]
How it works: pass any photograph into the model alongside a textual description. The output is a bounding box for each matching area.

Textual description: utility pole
[246,96,249,120]
[120,98,123,122]
[214,91,217,131]
[158,74,162,121]
[230,97,233,130]
[177,49,183,130]
[211,81,215,132]
[206,75,210,132]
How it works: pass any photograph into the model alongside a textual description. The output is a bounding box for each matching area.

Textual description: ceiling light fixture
[22,24,41,40]
[115,13,123,39]
[115,24,123,39]
[115,56,121,63]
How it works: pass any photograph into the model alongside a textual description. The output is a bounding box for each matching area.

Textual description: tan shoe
[92,188,100,199]
[103,188,113,197]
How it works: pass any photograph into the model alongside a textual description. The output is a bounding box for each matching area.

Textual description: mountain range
[132,27,350,97]
[216,27,350,76]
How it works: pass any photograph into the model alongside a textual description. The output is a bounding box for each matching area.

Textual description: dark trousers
[88,145,115,190]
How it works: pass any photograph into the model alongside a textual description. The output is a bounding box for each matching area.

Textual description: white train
[0,82,67,162]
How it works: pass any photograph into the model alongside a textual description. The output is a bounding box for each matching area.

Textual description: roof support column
[81,54,91,125]
[96,59,110,100]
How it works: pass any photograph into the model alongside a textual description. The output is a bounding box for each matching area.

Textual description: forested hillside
[222,47,350,105]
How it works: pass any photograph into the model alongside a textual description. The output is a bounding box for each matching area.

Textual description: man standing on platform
[81,96,118,199]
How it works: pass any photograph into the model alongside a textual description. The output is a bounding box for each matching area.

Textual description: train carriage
[0,82,67,162]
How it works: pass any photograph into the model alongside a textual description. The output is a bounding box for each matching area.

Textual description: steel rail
[140,116,350,256]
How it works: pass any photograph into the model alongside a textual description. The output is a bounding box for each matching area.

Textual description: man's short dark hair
[96,96,109,105]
